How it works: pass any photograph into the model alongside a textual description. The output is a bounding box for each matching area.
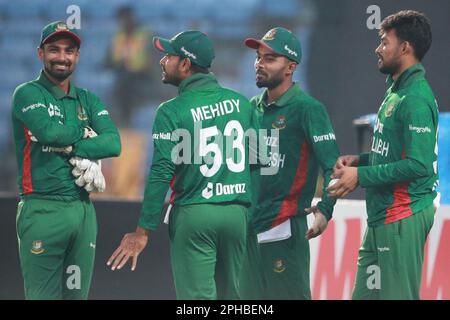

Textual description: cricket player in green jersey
[108,31,259,299]
[329,11,438,299]
[239,27,340,299]
[11,22,121,299]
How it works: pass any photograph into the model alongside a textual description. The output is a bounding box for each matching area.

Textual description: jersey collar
[386,63,425,92]
[37,70,77,100]
[256,82,301,109]
[178,72,219,95]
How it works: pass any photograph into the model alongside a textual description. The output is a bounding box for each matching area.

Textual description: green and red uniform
[240,83,340,299]
[138,73,256,299]
[353,63,438,299]
[12,71,121,299]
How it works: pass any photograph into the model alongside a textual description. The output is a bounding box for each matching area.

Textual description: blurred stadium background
[0,0,449,299]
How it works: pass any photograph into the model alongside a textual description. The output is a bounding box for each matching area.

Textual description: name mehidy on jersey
[190,98,241,122]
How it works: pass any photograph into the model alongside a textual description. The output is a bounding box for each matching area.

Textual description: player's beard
[377,53,401,76]
[161,68,183,87]
[256,69,284,89]
[45,60,74,81]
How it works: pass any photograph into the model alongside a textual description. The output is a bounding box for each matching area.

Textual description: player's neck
[267,80,294,104]
[392,58,419,81]
[44,70,71,94]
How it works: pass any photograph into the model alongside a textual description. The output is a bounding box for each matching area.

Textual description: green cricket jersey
[358,64,438,226]
[11,71,121,200]
[138,73,257,230]
[250,83,340,234]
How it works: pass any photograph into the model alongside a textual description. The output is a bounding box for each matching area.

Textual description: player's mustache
[256,70,267,77]
[50,60,71,67]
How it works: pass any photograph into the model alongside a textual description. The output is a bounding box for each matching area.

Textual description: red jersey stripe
[22,127,33,194]
[385,150,412,224]
[272,141,310,228]
[169,175,176,205]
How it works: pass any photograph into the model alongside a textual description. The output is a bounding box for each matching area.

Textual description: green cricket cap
[40,21,81,47]
[152,30,215,68]
[245,27,301,64]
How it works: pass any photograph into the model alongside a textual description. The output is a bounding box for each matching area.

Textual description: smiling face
[254,45,295,89]
[375,29,405,76]
[38,35,79,82]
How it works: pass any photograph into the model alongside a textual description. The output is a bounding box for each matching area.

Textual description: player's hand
[305,206,328,240]
[328,166,359,198]
[83,160,105,192]
[107,227,149,271]
[27,130,38,142]
[333,155,360,172]
[83,126,98,139]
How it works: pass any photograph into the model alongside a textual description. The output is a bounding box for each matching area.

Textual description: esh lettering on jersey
[269,152,285,169]
[191,99,240,122]
[371,137,389,157]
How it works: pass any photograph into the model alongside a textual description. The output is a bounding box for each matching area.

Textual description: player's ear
[180,57,191,73]
[402,41,413,57]
[286,61,297,76]
[75,48,80,63]
[37,46,44,61]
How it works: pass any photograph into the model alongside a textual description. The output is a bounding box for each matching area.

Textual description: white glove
[69,156,105,193]
[28,130,38,142]
[83,126,98,139]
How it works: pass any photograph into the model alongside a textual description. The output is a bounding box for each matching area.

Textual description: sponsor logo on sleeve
[22,103,46,113]
[409,125,431,134]
[152,132,172,140]
[313,133,336,143]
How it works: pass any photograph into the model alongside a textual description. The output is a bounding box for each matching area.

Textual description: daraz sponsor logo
[201,182,246,199]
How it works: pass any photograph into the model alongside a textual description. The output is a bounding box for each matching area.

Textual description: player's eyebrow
[256,51,282,59]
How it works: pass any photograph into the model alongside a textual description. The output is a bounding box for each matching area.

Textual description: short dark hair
[380,10,432,61]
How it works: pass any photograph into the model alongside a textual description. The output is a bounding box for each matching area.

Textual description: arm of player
[71,92,121,159]
[12,84,84,146]
[357,96,436,188]
[304,102,340,221]
[138,104,178,230]
[107,104,177,271]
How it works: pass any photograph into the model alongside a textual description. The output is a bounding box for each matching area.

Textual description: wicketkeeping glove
[69,157,106,193]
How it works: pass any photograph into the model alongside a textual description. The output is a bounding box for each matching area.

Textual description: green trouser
[168,203,248,300]
[16,197,97,300]
[239,215,311,300]
[352,204,435,300]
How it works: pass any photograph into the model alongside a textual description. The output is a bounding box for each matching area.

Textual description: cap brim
[244,38,273,51]
[42,31,81,46]
[152,36,177,54]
